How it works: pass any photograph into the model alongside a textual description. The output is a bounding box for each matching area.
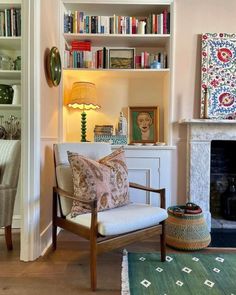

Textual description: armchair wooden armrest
[129,182,166,209]
[53,186,97,207]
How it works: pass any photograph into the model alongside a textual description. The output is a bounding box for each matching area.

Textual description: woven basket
[166,205,211,250]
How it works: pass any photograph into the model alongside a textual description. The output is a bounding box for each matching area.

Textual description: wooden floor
[1,230,236,295]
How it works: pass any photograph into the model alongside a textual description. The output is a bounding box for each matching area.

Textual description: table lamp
[67,82,100,142]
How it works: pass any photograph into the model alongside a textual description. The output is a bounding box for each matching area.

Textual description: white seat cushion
[66,203,168,236]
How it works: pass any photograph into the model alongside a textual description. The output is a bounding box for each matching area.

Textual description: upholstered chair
[0,140,21,250]
[53,142,167,291]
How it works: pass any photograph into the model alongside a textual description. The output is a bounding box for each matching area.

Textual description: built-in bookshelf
[0,1,21,110]
[60,0,173,145]
[0,1,21,136]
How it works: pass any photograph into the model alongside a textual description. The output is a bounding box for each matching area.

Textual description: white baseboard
[40,222,61,256]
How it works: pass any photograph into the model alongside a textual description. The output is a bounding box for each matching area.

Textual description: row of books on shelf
[0,8,21,37]
[64,10,170,35]
[64,47,168,70]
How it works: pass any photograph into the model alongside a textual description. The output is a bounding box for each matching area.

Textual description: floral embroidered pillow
[67,148,129,217]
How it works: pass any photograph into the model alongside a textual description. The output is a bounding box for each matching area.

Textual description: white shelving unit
[60,0,175,211]
[0,104,21,109]
[60,0,174,145]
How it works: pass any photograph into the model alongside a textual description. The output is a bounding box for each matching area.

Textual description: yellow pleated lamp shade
[68,82,100,110]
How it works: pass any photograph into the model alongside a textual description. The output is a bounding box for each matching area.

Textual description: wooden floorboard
[0,230,236,294]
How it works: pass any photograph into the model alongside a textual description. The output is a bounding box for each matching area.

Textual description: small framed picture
[108,48,135,69]
[128,106,159,144]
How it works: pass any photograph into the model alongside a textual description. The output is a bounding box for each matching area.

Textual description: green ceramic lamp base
[81,111,87,142]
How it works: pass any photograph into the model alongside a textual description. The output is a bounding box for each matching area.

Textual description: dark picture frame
[108,48,135,69]
[128,106,159,144]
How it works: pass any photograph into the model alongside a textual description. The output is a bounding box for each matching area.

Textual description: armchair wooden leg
[90,237,97,291]
[5,225,13,251]
[52,190,58,250]
[160,221,166,262]
[52,224,57,250]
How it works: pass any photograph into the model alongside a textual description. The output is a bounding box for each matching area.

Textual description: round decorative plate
[47,47,61,86]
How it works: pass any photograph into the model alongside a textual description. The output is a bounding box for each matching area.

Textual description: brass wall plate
[47,46,62,87]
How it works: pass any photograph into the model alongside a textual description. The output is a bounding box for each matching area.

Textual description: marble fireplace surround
[180,119,236,229]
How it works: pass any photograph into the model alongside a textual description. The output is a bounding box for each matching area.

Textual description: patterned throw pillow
[67,148,129,217]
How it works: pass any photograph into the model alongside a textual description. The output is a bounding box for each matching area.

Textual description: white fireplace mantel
[180,118,236,229]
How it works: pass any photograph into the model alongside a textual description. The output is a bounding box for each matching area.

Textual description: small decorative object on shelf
[94,134,127,145]
[0,115,6,139]
[14,56,21,71]
[129,106,159,144]
[94,125,114,136]
[12,84,21,105]
[0,84,14,104]
[117,111,127,136]
[0,55,14,71]
[108,48,135,69]
[0,114,21,139]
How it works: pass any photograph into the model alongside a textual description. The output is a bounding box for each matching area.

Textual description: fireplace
[180,119,236,229]
[210,141,236,220]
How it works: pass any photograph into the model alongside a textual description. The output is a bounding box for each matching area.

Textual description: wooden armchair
[0,140,21,250]
[52,142,167,291]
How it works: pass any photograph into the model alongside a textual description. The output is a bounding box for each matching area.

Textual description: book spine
[7,9,11,36]
[79,12,84,33]
[0,11,5,36]
[163,9,167,34]
[73,11,77,33]
[64,13,69,33]
[167,12,170,34]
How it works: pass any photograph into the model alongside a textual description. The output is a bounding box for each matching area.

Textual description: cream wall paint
[40,0,60,233]
[173,0,236,204]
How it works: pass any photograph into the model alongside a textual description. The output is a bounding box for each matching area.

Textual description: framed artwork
[108,48,135,69]
[201,33,236,119]
[128,106,159,144]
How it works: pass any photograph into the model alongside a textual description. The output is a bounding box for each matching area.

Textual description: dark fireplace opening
[210,140,236,222]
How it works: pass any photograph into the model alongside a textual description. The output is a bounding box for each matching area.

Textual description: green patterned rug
[121,251,236,295]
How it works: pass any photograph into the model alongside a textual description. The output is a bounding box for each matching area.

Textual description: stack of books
[94,125,114,136]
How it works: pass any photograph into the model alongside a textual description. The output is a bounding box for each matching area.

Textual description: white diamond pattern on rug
[204,280,215,288]
[176,281,183,287]
[139,257,146,262]
[213,268,220,273]
[166,256,173,262]
[140,279,151,288]
[182,267,192,274]
[156,267,163,272]
[192,257,199,261]
[215,257,224,263]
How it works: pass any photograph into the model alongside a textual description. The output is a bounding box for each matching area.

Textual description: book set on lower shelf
[64,40,168,70]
